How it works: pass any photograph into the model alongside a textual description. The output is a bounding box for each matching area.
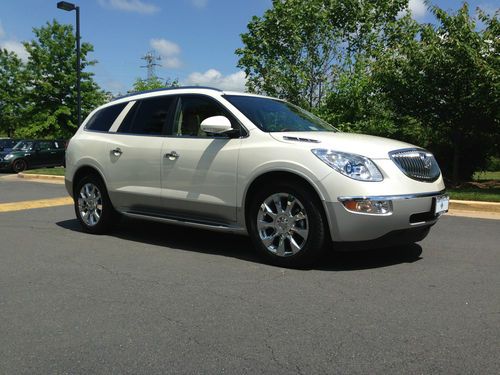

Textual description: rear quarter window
[85,103,127,132]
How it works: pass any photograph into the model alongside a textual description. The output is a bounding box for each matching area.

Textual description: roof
[112,86,224,102]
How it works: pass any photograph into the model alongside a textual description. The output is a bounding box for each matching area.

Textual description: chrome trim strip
[338,190,446,202]
[122,211,247,234]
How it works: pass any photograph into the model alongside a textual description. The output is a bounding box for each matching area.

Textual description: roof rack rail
[112,86,223,101]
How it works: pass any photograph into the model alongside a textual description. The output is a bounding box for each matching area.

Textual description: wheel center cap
[276,215,290,231]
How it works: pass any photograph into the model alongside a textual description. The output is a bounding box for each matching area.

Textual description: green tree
[236,0,407,109]
[19,20,106,139]
[129,76,179,93]
[375,4,500,183]
[0,49,25,137]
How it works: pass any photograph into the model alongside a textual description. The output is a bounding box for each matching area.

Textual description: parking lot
[1,175,499,374]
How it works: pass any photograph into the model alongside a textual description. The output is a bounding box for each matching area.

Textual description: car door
[51,140,65,166]
[104,96,176,214]
[161,95,241,224]
[32,141,55,167]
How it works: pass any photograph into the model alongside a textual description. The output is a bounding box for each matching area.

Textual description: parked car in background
[65,87,448,268]
[0,139,20,153]
[0,139,66,173]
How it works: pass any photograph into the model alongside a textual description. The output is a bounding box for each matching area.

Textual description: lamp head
[57,1,76,11]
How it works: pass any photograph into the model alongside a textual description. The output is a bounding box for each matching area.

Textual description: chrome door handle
[111,147,122,156]
[165,151,179,160]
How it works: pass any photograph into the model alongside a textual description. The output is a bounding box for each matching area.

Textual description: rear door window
[85,103,127,132]
[118,96,175,135]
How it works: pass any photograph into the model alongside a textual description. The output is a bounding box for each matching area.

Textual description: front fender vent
[389,149,441,182]
[283,136,321,143]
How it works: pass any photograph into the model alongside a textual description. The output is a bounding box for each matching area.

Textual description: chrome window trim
[338,190,446,202]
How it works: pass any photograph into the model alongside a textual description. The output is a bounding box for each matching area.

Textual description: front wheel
[74,174,116,234]
[248,182,327,268]
[12,159,28,173]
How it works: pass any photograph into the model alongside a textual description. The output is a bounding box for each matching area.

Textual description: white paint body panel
[66,88,446,243]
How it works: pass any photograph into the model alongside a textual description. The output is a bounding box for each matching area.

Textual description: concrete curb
[15,173,500,215]
[17,173,65,182]
[450,199,500,213]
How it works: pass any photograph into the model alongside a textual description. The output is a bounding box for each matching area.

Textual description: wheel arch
[71,165,107,197]
[242,170,332,238]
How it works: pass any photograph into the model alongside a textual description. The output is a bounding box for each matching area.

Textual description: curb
[17,173,65,182]
[15,173,500,215]
[450,199,500,213]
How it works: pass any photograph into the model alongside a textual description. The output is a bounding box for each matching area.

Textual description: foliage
[236,0,408,109]
[15,20,107,139]
[0,49,25,137]
[129,76,179,93]
[374,4,500,183]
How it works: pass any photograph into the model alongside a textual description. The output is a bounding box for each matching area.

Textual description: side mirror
[200,116,233,134]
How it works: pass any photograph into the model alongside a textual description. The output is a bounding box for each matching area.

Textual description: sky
[0,0,497,95]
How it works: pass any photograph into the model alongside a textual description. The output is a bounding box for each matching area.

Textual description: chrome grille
[389,149,441,182]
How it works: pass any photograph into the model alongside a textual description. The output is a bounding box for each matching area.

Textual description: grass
[473,171,500,180]
[448,187,500,202]
[448,170,500,202]
[24,167,65,176]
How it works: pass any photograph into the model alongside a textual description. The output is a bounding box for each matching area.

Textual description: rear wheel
[12,159,27,173]
[248,182,327,268]
[74,174,116,234]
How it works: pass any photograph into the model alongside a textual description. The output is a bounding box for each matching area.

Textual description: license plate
[434,195,449,215]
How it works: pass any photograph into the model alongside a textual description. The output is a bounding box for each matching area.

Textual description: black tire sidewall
[13,159,27,173]
[74,174,115,234]
[248,182,327,268]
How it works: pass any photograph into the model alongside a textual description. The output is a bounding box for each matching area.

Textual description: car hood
[269,131,419,159]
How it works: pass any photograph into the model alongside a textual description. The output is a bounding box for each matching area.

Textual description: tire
[74,174,117,234]
[12,159,28,173]
[247,181,327,268]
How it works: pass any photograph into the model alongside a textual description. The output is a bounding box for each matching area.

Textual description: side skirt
[122,211,248,235]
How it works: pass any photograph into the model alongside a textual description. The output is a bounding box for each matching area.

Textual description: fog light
[342,199,393,215]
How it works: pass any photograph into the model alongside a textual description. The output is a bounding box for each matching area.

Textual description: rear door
[104,95,176,214]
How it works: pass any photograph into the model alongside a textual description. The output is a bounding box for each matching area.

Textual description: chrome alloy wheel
[257,193,309,257]
[78,183,103,227]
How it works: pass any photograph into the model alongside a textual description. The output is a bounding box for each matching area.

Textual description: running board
[122,211,247,234]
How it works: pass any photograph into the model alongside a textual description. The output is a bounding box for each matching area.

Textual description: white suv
[65,87,448,267]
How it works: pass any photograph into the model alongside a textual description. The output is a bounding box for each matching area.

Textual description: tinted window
[224,95,337,133]
[172,95,236,137]
[85,103,127,132]
[13,141,34,151]
[118,96,174,135]
[38,141,53,151]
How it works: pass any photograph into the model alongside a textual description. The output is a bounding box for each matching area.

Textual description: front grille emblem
[420,152,432,169]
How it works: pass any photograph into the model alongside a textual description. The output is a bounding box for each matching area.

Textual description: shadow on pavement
[56,217,423,271]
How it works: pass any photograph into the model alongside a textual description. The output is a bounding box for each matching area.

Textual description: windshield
[224,95,337,133]
[13,141,34,151]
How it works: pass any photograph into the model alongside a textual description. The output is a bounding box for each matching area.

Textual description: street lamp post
[57,1,81,127]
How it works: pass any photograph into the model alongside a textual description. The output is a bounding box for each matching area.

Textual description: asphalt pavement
[0,176,499,374]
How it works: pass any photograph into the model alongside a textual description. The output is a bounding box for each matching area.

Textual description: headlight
[311,149,383,181]
[4,154,14,160]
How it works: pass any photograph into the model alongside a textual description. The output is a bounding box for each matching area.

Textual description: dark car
[0,139,20,153]
[0,139,65,173]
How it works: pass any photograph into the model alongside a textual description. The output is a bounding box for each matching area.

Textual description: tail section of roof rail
[112,86,224,102]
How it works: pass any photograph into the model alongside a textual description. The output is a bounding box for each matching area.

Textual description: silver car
[65,87,448,267]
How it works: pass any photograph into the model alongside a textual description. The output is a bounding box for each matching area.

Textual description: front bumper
[0,160,13,170]
[326,191,446,242]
